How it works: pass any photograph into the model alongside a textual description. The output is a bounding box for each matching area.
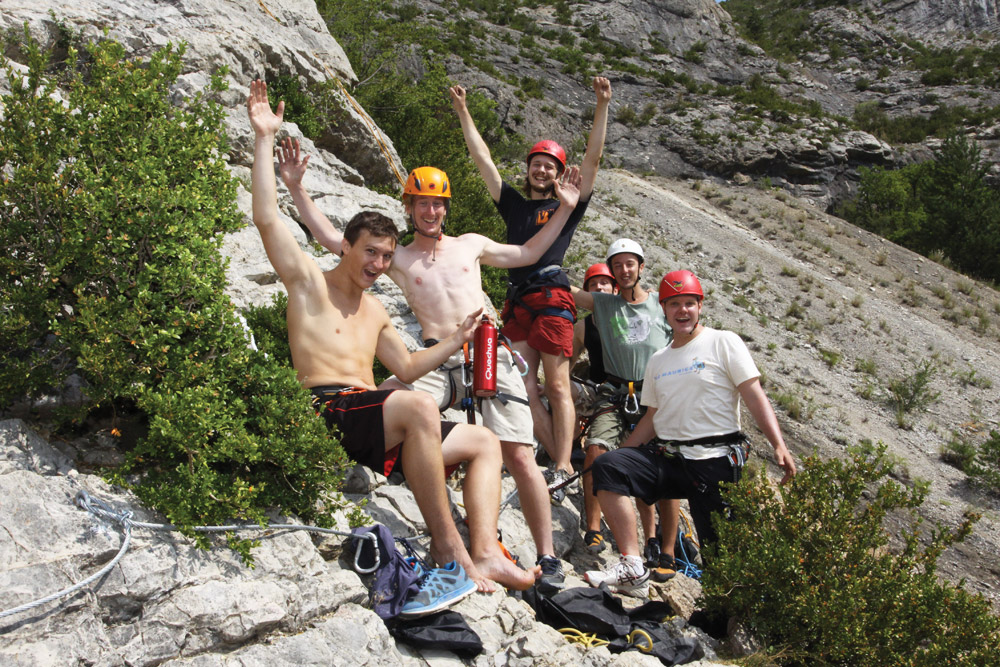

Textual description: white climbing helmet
[606,238,644,265]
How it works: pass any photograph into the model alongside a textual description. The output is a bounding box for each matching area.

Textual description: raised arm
[479,166,581,268]
[277,137,344,256]
[450,85,503,202]
[376,308,483,384]
[248,80,313,286]
[579,76,612,200]
[738,377,797,484]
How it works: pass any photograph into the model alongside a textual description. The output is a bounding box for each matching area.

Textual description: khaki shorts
[394,345,533,444]
[572,378,599,415]
[583,385,645,451]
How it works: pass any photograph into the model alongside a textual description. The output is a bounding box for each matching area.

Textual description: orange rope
[320,61,405,188]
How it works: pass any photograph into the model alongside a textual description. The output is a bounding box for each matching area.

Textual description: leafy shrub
[0,33,350,561]
[885,360,939,427]
[703,445,1000,665]
[967,430,1000,496]
[839,135,1000,283]
[944,430,1000,497]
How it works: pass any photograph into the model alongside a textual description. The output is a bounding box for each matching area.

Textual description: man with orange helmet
[277,144,583,591]
[451,77,612,499]
[583,270,797,598]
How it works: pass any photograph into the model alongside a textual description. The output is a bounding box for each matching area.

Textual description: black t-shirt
[495,181,590,286]
[583,314,607,383]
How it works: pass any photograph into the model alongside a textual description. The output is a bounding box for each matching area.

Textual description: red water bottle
[474,316,497,398]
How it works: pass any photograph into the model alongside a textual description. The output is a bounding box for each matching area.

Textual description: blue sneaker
[403,556,427,578]
[399,561,477,618]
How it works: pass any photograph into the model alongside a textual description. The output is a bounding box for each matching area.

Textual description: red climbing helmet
[658,270,704,302]
[526,140,566,172]
[582,263,616,291]
[403,166,451,199]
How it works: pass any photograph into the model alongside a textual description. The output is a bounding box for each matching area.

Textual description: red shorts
[501,287,576,358]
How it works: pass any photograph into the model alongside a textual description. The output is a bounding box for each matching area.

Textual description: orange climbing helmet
[403,166,451,199]
[526,140,566,172]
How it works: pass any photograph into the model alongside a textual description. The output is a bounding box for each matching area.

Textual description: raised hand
[277,137,310,187]
[247,79,284,138]
[552,165,582,210]
[449,85,468,113]
[593,76,612,104]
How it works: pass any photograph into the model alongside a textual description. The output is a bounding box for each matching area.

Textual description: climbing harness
[501,265,575,326]
[0,490,380,621]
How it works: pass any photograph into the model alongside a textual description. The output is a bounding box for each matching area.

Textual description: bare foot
[430,541,497,593]
[474,553,540,591]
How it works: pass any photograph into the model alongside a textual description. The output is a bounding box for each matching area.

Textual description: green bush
[945,430,1000,497]
[703,445,1000,665]
[886,360,939,427]
[0,33,351,562]
[839,134,1000,283]
[967,430,1000,496]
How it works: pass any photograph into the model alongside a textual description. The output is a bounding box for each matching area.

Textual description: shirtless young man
[278,139,581,590]
[247,79,534,592]
[451,78,612,497]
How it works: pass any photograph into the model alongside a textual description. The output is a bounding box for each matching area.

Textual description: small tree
[702,445,1000,665]
[0,32,351,561]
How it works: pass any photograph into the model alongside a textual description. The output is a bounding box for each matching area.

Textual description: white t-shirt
[641,327,759,460]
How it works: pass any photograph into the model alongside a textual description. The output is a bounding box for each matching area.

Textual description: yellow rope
[319,61,405,188]
[627,628,654,653]
[257,0,278,21]
[558,627,609,648]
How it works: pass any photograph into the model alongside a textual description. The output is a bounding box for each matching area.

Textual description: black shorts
[590,444,736,547]
[311,386,457,477]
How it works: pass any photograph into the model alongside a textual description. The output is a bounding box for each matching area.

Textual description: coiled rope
[0,490,378,621]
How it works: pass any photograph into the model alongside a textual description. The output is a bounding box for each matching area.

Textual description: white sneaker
[584,555,649,598]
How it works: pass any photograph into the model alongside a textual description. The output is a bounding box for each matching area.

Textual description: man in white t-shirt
[584,270,796,597]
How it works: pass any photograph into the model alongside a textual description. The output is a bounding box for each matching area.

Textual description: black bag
[387,610,484,658]
[528,587,702,666]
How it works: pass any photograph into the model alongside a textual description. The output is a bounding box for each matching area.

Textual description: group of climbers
[248,71,796,619]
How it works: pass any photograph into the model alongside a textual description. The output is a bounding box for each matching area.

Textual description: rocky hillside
[2,0,1000,664]
[400,0,1000,207]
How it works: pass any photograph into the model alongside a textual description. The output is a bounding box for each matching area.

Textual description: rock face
[872,0,1000,43]
[3,0,1000,662]
[0,420,725,665]
[399,0,1000,208]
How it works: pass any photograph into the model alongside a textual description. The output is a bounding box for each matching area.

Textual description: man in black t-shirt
[451,78,612,493]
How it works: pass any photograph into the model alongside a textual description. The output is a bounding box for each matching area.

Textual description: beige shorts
[395,345,533,444]
[583,385,645,451]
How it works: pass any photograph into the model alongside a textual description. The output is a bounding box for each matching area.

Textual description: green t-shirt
[591,291,672,382]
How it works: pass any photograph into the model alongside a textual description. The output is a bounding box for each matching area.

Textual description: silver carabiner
[624,381,640,416]
[353,532,381,575]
